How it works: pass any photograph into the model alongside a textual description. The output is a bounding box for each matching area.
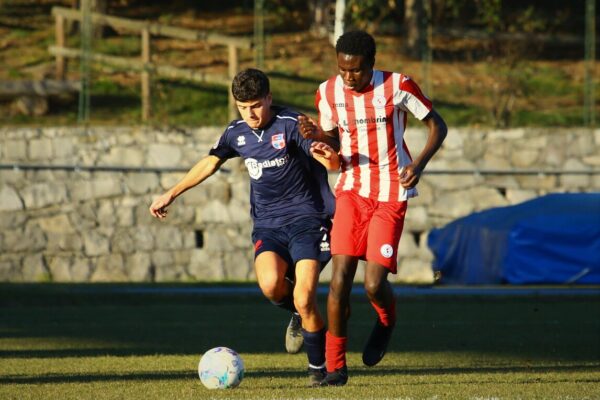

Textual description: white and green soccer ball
[198,346,245,389]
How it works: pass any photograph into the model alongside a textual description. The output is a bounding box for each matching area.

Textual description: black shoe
[362,319,394,367]
[307,366,326,387]
[319,366,348,386]
[285,313,303,354]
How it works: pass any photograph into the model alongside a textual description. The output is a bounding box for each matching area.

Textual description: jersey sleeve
[394,75,433,120]
[316,84,336,132]
[208,125,239,160]
[289,118,314,158]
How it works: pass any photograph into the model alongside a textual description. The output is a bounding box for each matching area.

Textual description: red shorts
[331,191,407,273]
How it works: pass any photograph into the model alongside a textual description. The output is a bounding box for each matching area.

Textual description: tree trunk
[309,0,330,37]
[404,0,424,59]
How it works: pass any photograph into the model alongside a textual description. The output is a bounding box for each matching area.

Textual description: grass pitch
[0,284,599,400]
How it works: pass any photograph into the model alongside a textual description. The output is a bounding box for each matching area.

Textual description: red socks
[325,331,347,372]
[370,300,396,327]
[325,301,395,372]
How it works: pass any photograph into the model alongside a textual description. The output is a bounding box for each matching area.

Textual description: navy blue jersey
[209,106,335,228]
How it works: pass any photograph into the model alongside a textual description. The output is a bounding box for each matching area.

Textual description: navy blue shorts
[252,216,332,276]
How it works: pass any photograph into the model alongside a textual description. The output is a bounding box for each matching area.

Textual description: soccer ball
[198,347,245,389]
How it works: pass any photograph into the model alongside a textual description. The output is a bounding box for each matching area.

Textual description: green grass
[435,101,490,127]
[152,80,229,126]
[511,108,586,127]
[526,66,578,97]
[5,28,32,40]
[1,284,599,399]
[270,72,323,115]
[95,36,142,57]
[1,64,594,127]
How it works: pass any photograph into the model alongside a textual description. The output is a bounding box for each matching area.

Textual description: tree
[404,0,425,59]
[309,0,332,37]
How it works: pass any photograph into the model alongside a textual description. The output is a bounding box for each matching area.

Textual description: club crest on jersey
[372,95,386,109]
[237,136,246,146]
[380,244,394,258]
[271,133,286,149]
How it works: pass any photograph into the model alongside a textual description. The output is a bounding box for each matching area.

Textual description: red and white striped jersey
[316,70,432,202]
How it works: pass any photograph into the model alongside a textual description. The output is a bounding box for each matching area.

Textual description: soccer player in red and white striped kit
[299,30,447,386]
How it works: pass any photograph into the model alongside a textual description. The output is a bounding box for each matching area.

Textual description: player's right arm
[149,155,225,219]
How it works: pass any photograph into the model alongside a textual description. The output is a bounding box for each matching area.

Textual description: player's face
[337,52,373,92]
[236,94,272,129]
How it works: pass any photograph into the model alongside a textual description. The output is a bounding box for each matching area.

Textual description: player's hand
[298,115,320,139]
[310,141,335,159]
[149,192,174,219]
[400,163,423,189]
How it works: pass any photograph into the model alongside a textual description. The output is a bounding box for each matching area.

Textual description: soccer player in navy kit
[149,68,339,386]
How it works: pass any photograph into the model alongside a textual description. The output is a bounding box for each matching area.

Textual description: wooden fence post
[228,44,239,121]
[55,14,66,80]
[141,27,151,122]
[50,6,253,123]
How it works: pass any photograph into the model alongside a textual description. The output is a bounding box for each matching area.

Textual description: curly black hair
[335,30,376,67]
[231,68,270,102]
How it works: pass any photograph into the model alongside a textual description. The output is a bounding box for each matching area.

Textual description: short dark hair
[335,30,376,67]
[231,68,270,102]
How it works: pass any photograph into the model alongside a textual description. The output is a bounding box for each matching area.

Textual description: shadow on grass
[0,348,183,359]
[92,94,140,107]
[1,284,599,362]
[352,364,600,377]
[2,364,599,385]
[0,371,193,385]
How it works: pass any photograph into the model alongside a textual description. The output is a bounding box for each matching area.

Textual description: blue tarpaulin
[427,193,600,284]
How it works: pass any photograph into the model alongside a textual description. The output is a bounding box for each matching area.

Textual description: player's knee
[258,276,285,300]
[260,282,281,301]
[293,297,312,316]
[293,290,316,315]
[363,279,383,300]
[330,270,350,294]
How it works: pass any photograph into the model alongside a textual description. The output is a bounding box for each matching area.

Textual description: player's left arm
[292,116,340,170]
[298,115,340,152]
[310,141,340,171]
[400,109,447,189]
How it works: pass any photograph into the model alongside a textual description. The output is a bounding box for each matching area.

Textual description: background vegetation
[0,0,597,127]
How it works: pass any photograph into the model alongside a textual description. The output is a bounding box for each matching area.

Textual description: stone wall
[1,126,598,283]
